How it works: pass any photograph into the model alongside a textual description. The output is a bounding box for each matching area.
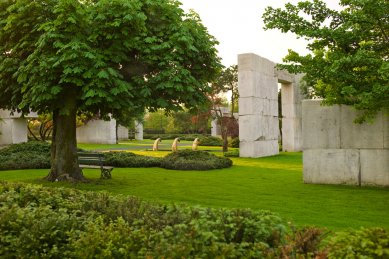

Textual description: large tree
[0,0,222,181]
[263,0,388,123]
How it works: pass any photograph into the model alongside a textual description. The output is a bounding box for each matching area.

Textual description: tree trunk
[45,95,85,182]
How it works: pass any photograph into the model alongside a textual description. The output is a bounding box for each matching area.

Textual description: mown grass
[0,149,387,231]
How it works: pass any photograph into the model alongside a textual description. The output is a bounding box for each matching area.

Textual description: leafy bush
[229,137,240,148]
[0,141,51,170]
[199,136,223,146]
[0,181,287,258]
[224,149,239,157]
[160,150,232,170]
[103,152,162,167]
[326,228,389,258]
[144,133,206,141]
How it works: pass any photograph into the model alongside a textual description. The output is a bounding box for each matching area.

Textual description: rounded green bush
[160,150,233,170]
[104,152,162,167]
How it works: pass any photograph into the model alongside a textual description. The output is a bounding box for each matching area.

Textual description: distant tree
[209,65,239,152]
[263,0,389,122]
[0,0,221,181]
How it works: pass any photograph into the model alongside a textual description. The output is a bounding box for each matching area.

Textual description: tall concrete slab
[77,119,116,144]
[238,53,279,157]
[303,149,360,185]
[134,120,143,140]
[117,125,129,140]
[340,106,384,149]
[303,100,389,186]
[360,149,389,186]
[0,109,36,145]
[238,53,303,157]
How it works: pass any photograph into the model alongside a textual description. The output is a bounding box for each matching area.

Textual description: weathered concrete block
[276,69,294,83]
[238,53,275,76]
[77,119,116,144]
[340,106,384,149]
[134,120,143,140]
[0,118,27,145]
[282,117,302,152]
[117,125,128,140]
[239,97,264,115]
[302,100,341,149]
[360,149,389,186]
[240,140,279,157]
[239,115,266,142]
[383,113,389,149]
[303,149,360,185]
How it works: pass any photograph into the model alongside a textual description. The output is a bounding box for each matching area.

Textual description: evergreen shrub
[0,182,287,258]
[160,150,232,170]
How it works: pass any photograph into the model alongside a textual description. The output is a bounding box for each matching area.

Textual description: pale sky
[179,0,341,66]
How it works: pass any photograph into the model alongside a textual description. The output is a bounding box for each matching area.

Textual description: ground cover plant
[0,182,287,258]
[0,182,387,258]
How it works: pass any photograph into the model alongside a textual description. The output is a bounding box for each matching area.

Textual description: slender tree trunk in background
[45,94,85,182]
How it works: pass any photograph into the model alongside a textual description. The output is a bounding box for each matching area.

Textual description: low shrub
[160,150,233,170]
[0,141,51,170]
[103,152,162,167]
[0,181,287,258]
[326,228,389,258]
[229,137,240,148]
[199,136,223,146]
[224,149,239,157]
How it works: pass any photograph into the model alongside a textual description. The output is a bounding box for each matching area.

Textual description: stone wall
[238,53,303,157]
[134,120,143,140]
[117,125,129,140]
[302,100,389,186]
[76,119,116,144]
[0,109,37,145]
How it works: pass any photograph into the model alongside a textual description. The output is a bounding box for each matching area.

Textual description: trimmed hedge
[199,136,223,146]
[0,182,287,258]
[0,141,51,170]
[104,152,162,167]
[160,150,233,170]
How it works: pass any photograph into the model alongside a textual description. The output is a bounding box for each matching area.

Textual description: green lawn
[0,148,388,231]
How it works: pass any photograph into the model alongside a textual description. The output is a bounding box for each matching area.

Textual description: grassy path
[0,151,388,231]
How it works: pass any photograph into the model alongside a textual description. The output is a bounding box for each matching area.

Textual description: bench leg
[101,168,112,179]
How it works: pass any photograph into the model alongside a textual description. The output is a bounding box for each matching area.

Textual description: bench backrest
[77,152,104,166]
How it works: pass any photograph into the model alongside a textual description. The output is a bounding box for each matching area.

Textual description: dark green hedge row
[0,182,286,258]
[161,150,232,170]
[0,142,232,171]
[0,141,51,170]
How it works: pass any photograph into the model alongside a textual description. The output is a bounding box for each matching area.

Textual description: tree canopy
[263,0,388,122]
[0,0,222,181]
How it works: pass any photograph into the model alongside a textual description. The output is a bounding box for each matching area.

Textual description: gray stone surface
[302,100,341,149]
[360,149,389,186]
[134,120,143,140]
[240,140,279,158]
[238,53,303,157]
[303,149,360,185]
[340,106,384,149]
[117,125,128,140]
[77,119,116,144]
[0,118,28,145]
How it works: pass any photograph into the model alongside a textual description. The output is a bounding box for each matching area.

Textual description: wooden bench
[77,152,113,179]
